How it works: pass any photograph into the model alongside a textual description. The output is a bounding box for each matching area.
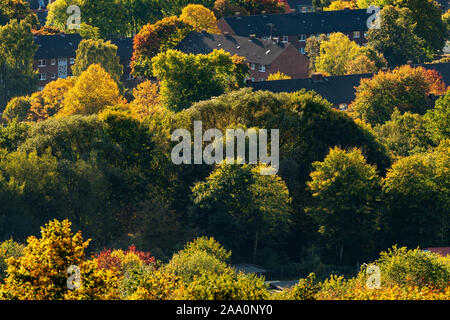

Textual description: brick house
[280,0,315,13]
[175,31,310,81]
[33,34,135,90]
[218,8,371,55]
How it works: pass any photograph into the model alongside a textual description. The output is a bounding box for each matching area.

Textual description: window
[353,31,360,38]
[259,78,264,82]
[69,58,75,64]
[50,73,56,79]
[259,65,266,72]
[281,36,288,43]
[250,63,255,70]
[38,59,46,67]
[298,34,306,42]
[251,77,255,82]
[299,47,305,54]
[51,59,56,65]
[301,6,307,13]
[363,32,368,38]
[39,73,46,81]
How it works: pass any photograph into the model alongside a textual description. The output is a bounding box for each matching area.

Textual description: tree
[0,0,39,27]
[367,6,426,66]
[315,33,380,75]
[0,219,119,300]
[0,19,37,110]
[190,162,292,261]
[152,49,248,111]
[129,80,163,119]
[373,110,435,158]
[424,89,450,143]
[306,147,381,265]
[57,64,123,116]
[72,39,123,84]
[305,34,328,72]
[394,0,447,53]
[324,0,357,10]
[120,0,164,35]
[0,239,24,282]
[267,71,291,80]
[345,55,378,74]
[382,141,449,248]
[349,65,445,126]
[131,16,193,79]
[180,4,220,33]
[46,0,83,31]
[2,96,31,122]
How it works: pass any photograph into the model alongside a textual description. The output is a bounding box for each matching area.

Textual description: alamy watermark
[67,265,81,290]
[171,121,279,175]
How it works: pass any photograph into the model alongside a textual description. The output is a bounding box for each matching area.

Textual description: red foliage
[126,244,155,266]
[95,249,122,271]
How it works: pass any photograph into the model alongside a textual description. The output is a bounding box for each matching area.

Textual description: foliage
[175,267,270,300]
[267,71,291,80]
[180,4,220,33]
[2,96,31,122]
[129,80,163,119]
[152,49,249,111]
[424,89,450,143]
[0,239,24,281]
[349,65,444,126]
[324,0,357,10]
[271,273,319,300]
[72,39,123,84]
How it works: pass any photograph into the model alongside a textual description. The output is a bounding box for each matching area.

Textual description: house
[249,72,373,109]
[175,31,310,81]
[281,0,315,14]
[33,34,135,90]
[233,264,267,277]
[249,62,450,109]
[217,8,371,54]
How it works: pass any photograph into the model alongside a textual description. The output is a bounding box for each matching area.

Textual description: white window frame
[51,59,56,65]
[259,65,266,72]
[353,31,360,39]
[281,36,289,43]
[51,73,56,79]
[298,34,306,42]
[69,57,75,64]
[39,73,46,80]
[300,47,305,54]
[38,59,46,67]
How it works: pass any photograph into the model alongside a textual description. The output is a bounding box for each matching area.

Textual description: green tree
[190,162,292,261]
[0,0,39,27]
[2,96,31,122]
[72,39,123,84]
[366,6,426,66]
[424,89,450,143]
[373,110,435,158]
[306,147,382,265]
[0,19,37,110]
[152,49,248,111]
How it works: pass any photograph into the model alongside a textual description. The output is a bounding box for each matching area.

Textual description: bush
[0,239,24,282]
[271,273,319,300]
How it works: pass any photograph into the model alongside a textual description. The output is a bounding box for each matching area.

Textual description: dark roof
[250,73,372,105]
[286,0,314,8]
[175,31,290,65]
[250,62,450,105]
[34,33,82,59]
[233,264,267,274]
[421,62,450,86]
[26,0,50,10]
[109,37,134,61]
[34,34,133,61]
[221,9,370,37]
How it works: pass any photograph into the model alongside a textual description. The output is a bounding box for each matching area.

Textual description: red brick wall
[269,45,309,79]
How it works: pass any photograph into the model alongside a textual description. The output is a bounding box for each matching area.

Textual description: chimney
[407,60,413,65]
[311,72,324,82]
[235,12,241,16]
[223,31,229,35]
[249,34,256,39]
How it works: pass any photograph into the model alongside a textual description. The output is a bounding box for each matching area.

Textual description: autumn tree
[0,0,39,27]
[0,19,37,110]
[189,162,292,261]
[129,80,163,119]
[0,219,119,300]
[366,6,426,66]
[58,64,123,117]
[180,4,220,33]
[349,65,445,126]
[324,0,357,10]
[305,34,328,72]
[315,33,381,75]
[152,49,248,111]
[267,71,291,80]
[2,96,31,122]
[306,147,381,265]
[131,16,193,79]
[72,39,123,84]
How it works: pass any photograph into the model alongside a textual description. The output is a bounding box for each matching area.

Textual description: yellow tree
[267,71,292,80]
[57,64,124,117]
[324,0,358,10]
[0,219,119,300]
[180,4,220,33]
[27,77,76,121]
[129,80,164,119]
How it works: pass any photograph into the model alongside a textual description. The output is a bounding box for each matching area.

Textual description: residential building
[218,8,371,53]
[281,0,315,13]
[175,31,310,81]
[33,33,135,89]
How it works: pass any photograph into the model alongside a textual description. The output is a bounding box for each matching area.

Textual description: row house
[175,31,310,81]
[218,8,371,55]
[33,33,135,90]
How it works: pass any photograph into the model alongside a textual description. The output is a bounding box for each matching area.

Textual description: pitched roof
[285,0,314,8]
[34,34,133,61]
[249,62,450,105]
[175,31,291,65]
[249,73,373,105]
[34,33,82,59]
[220,9,371,37]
